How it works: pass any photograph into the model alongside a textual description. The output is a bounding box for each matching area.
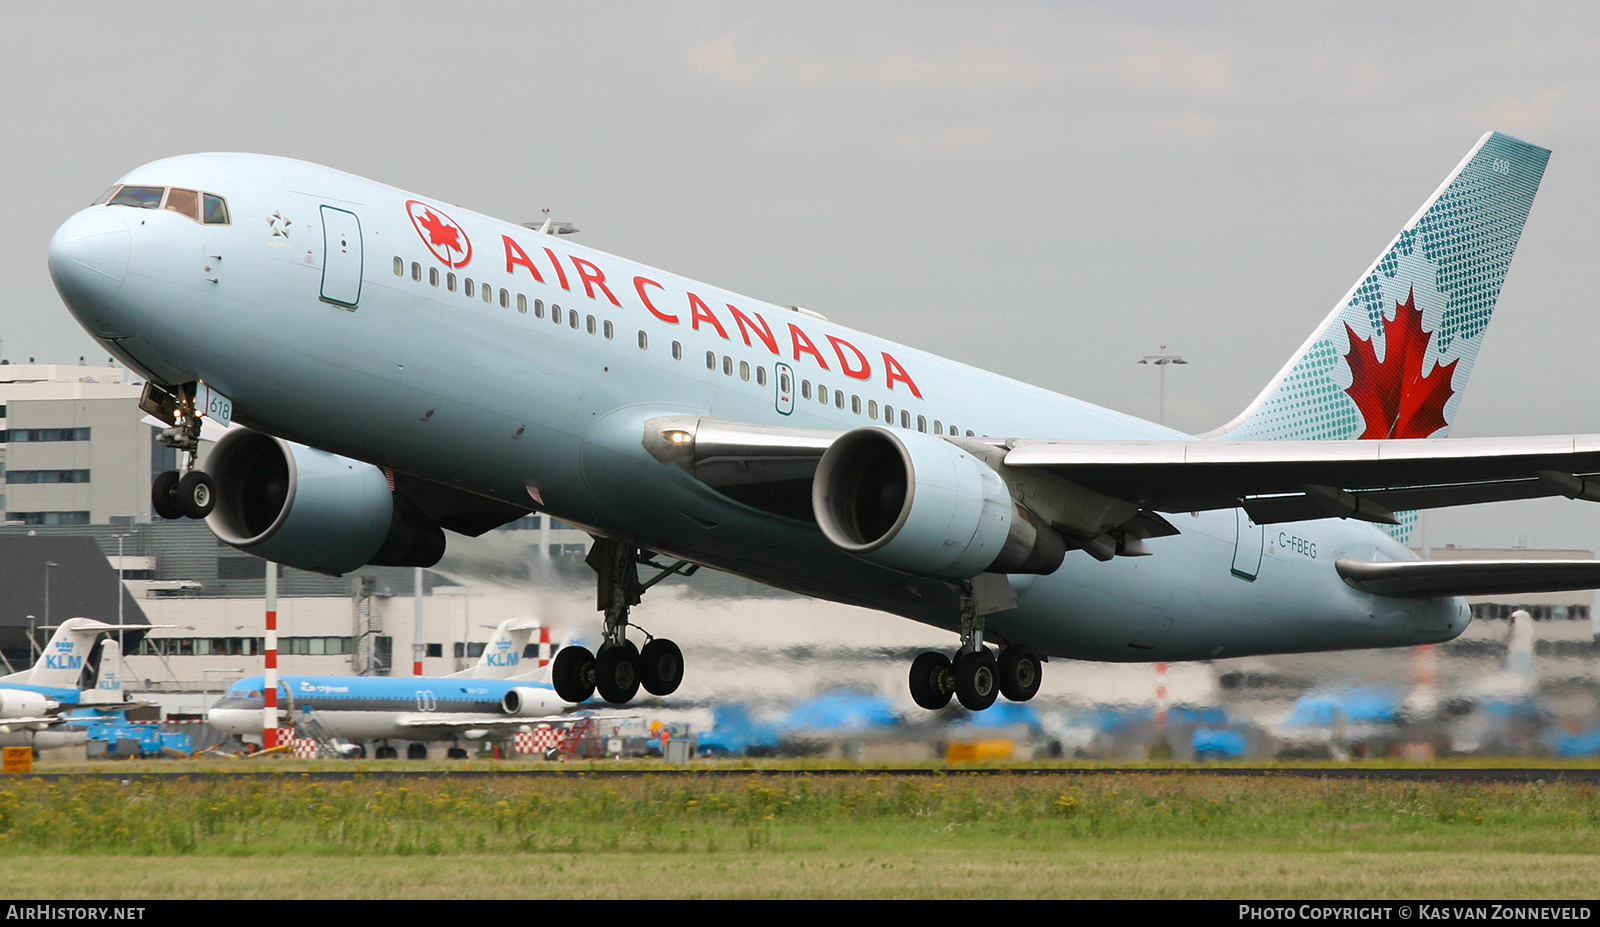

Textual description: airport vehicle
[0,618,138,748]
[49,131,1600,714]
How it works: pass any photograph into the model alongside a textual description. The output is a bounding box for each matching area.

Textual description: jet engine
[501,687,557,717]
[204,428,445,576]
[812,427,1065,578]
[0,690,53,720]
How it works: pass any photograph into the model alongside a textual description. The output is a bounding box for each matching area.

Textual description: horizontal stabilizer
[1003,434,1600,522]
[1336,557,1600,598]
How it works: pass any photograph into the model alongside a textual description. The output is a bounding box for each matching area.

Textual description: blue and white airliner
[0,618,138,748]
[205,617,568,754]
[48,131,1600,715]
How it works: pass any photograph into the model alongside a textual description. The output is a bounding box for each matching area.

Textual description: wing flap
[1337,558,1600,598]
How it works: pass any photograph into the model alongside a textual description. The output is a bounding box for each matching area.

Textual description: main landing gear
[908,581,1044,712]
[550,539,696,706]
[145,382,216,521]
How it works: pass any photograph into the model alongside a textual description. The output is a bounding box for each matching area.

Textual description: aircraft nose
[48,208,130,320]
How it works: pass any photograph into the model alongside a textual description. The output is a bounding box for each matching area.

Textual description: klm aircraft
[206,617,568,755]
[49,132,1600,714]
[0,618,138,747]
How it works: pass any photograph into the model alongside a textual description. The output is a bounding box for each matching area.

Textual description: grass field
[8,763,1600,899]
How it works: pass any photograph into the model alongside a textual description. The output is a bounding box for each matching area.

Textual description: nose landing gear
[145,381,217,520]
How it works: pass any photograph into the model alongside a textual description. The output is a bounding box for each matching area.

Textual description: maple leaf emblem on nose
[1343,287,1457,439]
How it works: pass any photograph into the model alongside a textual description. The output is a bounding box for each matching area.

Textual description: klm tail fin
[447,618,544,679]
[5,618,120,689]
[1209,131,1550,443]
[79,639,126,705]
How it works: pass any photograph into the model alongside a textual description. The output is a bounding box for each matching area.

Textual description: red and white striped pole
[413,566,425,677]
[262,561,279,749]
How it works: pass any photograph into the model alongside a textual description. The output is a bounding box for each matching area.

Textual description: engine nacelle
[812,427,1065,578]
[0,690,53,720]
[205,428,445,576]
[501,686,559,716]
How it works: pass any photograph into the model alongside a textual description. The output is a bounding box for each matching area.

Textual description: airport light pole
[43,561,57,631]
[1137,347,1187,427]
[111,533,132,650]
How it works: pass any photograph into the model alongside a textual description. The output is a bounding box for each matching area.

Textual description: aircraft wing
[1001,434,1600,526]
[646,415,1600,529]
[394,709,638,730]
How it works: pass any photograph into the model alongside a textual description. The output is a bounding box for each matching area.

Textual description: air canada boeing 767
[47,132,1600,714]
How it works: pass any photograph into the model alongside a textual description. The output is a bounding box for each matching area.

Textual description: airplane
[0,618,141,748]
[48,130,1600,717]
[206,668,569,758]
[205,616,570,756]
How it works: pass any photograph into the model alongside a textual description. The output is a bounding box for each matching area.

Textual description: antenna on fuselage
[521,208,578,236]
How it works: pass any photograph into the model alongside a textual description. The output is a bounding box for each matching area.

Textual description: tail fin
[79,639,126,705]
[447,618,543,679]
[1208,131,1549,443]
[6,618,120,689]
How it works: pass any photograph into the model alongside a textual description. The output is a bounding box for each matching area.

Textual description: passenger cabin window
[672,341,682,360]
[533,299,544,318]
[756,367,767,386]
[637,331,648,350]
[465,278,475,297]
[429,267,439,287]
[517,294,527,314]
[393,257,404,276]
[447,273,457,292]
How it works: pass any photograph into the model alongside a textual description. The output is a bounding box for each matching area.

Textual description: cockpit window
[103,185,231,225]
[203,193,229,224]
[107,185,165,209]
[165,188,200,221]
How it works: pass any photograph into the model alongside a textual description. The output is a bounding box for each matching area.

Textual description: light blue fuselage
[51,154,1466,665]
[209,674,559,741]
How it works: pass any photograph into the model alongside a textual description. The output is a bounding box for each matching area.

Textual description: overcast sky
[4,2,1599,548]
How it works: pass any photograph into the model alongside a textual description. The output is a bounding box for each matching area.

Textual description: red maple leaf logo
[417,209,462,253]
[405,200,472,268]
[1343,287,1457,439]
